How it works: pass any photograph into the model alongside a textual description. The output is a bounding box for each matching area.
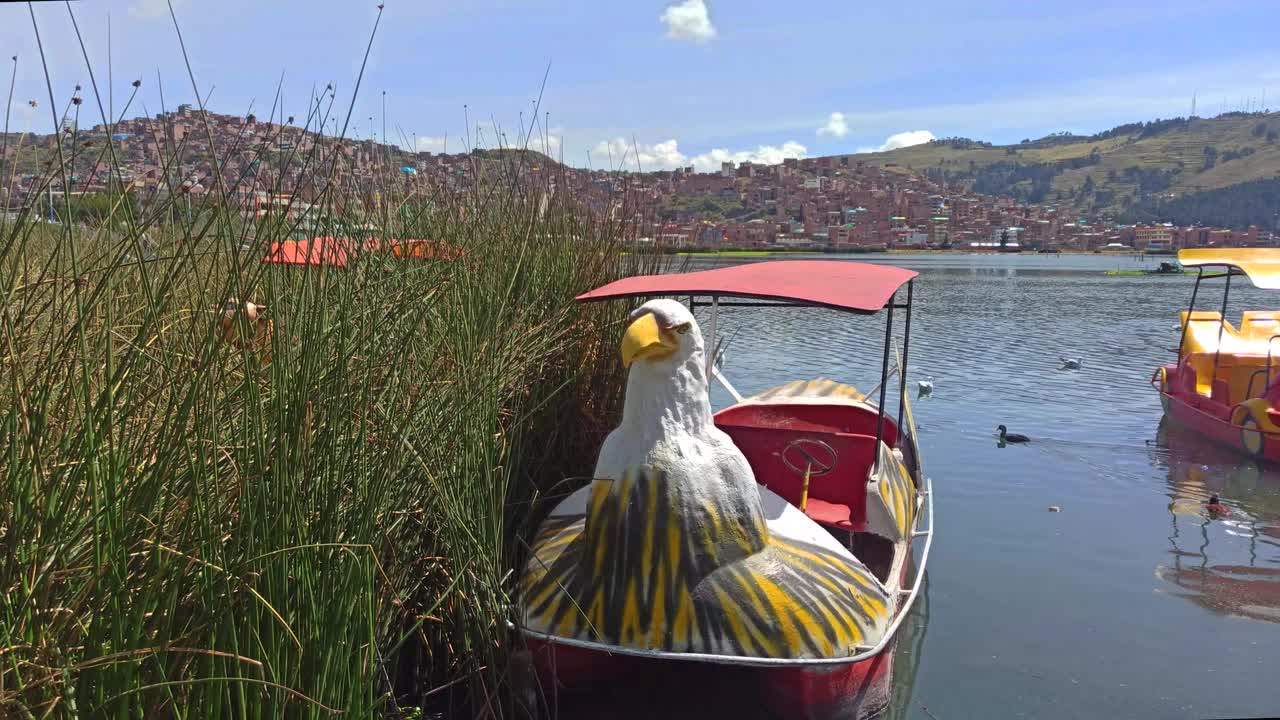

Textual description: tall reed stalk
[1,4,657,716]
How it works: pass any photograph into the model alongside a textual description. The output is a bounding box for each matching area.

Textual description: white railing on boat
[519,475,935,668]
[712,366,745,403]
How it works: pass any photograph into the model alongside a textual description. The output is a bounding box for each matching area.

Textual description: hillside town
[618,155,1273,253]
[2,106,1273,252]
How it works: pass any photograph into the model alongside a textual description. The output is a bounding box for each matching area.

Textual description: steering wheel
[780,438,838,477]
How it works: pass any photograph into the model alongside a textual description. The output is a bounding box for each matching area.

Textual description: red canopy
[576,260,917,314]
[263,236,463,268]
[263,236,351,268]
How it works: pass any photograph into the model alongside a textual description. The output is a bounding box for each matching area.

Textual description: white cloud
[660,0,717,44]
[129,0,188,19]
[520,128,563,157]
[856,129,935,153]
[590,137,807,172]
[592,138,688,171]
[536,133,562,156]
[689,141,807,172]
[817,112,848,138]
[416,136,451,153]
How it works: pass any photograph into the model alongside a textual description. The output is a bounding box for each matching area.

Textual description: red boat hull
[524,635,895,720]
[524,538,913,720]
[1157,363,1280,461]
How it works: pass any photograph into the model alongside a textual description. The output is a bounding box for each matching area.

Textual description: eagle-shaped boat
[518,260,934,719]
[1154,249,1280,462]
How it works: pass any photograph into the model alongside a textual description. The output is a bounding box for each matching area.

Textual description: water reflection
[882,576,929,720]
[1152,418,1280,623]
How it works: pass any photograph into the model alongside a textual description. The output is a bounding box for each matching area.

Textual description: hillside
[848,111,1280,228]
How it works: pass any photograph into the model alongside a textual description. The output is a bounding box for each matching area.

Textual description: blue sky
[3,0,1279,171]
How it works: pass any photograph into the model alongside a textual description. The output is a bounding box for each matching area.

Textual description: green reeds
[1,5,656,717]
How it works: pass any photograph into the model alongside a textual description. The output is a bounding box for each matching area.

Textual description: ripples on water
[556,254,1280,720]
[699,254,1279,719]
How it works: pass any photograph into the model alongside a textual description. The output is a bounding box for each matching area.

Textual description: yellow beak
[620,312,677,367]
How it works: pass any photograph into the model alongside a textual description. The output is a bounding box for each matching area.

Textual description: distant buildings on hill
[0,109,1272,251]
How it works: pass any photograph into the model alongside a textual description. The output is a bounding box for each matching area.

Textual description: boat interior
[714,397,909,584]
[1178,310,1280,404]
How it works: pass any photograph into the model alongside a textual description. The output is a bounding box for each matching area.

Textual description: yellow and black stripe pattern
[749,378,865,403]
[870,444,916,542]
[520,468,890,658]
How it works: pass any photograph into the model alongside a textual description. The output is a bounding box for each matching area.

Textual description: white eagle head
[612,297,716,446]
[620,298,704,371]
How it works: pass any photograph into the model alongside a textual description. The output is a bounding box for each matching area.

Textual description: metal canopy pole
[1211,268,1233,385]
[897,280,914,431]
[707,295,719,378]
[1176,267,1203,363]
[875,292,896,469]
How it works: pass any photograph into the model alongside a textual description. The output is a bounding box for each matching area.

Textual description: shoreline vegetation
[1,6,661,718]
[1102,268,1197,276]
[666,247,1173,257]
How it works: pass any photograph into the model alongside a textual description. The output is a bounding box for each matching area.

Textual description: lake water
[689,252,1278,719]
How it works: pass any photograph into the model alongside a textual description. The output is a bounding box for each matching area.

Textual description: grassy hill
[848,111,1280,228]
[470,146,560,168]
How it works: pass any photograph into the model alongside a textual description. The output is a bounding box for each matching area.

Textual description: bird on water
[917,375,934,397]
[997,425,1030,444]
[1060,357,1082,370]
[1206,495,1231,516]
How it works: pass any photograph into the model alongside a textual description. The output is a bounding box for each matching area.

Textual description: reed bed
[1,6,655,717]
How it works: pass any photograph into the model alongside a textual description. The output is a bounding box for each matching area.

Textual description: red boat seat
[1183,352,1277,405]
[1185,353,1216,396]
[713,418,877,530]
[802,497,855,527]
[1177,361,1198,395]
[714,402,899,449]
[1211,378,1231,404]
